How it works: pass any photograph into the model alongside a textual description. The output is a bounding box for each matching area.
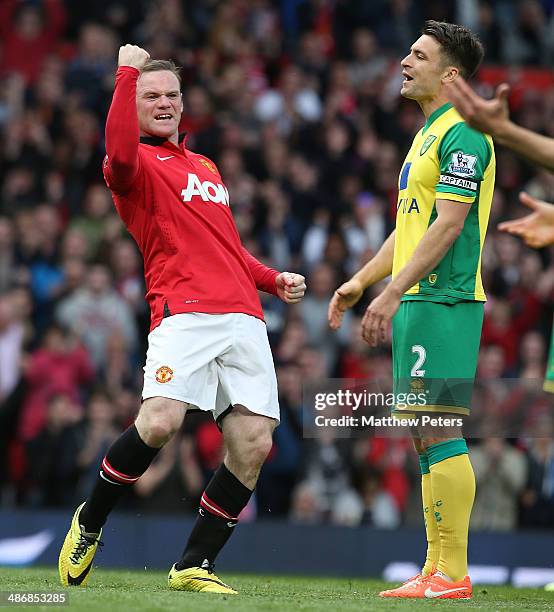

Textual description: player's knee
[231,427,273,469]
[142,417,177,446]
[136,399,184,447]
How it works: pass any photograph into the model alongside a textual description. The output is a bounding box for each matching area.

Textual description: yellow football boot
[168,563,238,594]
[59,502,103,587]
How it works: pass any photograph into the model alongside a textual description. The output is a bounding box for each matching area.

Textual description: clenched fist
[118,44,150,70]
[275,272,306,304]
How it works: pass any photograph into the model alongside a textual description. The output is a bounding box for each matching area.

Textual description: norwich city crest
[420,135,437,155]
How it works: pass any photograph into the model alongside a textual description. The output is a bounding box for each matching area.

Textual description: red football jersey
[103,67,279,331]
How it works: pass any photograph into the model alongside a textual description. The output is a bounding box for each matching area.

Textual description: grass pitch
[0,567,552,611]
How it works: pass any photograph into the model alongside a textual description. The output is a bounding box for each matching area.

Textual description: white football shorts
[142,312,279,424]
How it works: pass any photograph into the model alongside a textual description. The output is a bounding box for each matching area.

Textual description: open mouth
[402,72,413,82]
[155,114,173,121]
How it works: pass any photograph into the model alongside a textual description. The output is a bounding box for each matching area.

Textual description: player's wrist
[352,271,373,291]
[117,65,140,74]
[384,282,404,300]
[493,119,517,144]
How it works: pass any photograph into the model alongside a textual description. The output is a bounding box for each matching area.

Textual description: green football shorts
[545,319,554,394]
[392,300,484,416]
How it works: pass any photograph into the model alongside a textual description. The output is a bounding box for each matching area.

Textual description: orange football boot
[379,572,432,598]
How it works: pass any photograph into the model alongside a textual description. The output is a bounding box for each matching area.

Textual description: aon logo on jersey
[181,173,230,207]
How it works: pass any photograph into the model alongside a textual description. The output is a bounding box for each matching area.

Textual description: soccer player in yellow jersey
[329,21,494,599]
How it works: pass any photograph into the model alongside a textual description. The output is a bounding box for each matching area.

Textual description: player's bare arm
[498,191,554,248]
[275,272,306,304]
[446,77,554,171]
[361,199,469,346]
[328,230,395,330]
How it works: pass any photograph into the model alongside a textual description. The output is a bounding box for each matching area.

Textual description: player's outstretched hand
[445,77,510,137]
[498,192,554,248]
[118,44,150,70]
[328,278,363,330]
[276,272,306,304]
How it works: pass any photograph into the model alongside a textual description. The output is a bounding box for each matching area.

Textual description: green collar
[422,102,453,134]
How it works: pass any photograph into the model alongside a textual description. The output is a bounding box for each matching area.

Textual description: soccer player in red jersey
[59,45,306,594]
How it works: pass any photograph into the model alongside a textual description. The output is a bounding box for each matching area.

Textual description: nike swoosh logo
[67,561,93,585]
[194,576,233,589]
[424,586,468,598]
[157,155,174,161]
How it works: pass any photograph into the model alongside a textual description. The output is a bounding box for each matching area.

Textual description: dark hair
[422,20,484,79]
[141,59,182,85]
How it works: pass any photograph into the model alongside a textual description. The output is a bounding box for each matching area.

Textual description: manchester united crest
[155,366,174,383]
[199,158,217,174]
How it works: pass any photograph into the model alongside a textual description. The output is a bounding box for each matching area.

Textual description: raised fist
[118,44,150,70]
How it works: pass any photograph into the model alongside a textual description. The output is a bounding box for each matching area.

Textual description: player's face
[400,35,449,101]
[136,71,183,139]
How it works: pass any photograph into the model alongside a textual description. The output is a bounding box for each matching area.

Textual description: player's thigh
[215,314,280,426]
[392,300,484,414]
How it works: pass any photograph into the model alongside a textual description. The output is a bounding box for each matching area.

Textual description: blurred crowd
[0,0,553,531]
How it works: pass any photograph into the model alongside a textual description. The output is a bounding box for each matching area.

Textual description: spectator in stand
[0,218,18,291]
[25,392,83,507]
[352,465,401,529]
[254,65,322,135]
[504,0,551,67]
[347,29,388,89]
[69,184,116,259]
[520,416,554,528]
[56,264,137,369]
[134,434,204,515]
[66,23,118,115]
[0,0,66,84]
[257,362,304,516]
[0,292,25,403]
[375,0,421,55]
[470,438,527,531]
[289,480,325,525]
[299,427,356,520]
[519,331,547,380]
[75,391,119,501]
[18,323,93,441]
[300,262,351,372]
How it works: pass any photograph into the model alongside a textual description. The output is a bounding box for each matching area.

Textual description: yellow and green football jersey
[392,102,495,303]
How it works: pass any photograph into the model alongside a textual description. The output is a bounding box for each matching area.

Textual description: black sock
[176,463,252,570]
[79,425,160,533]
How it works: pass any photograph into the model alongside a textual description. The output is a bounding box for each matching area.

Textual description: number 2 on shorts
[411,344,426,377]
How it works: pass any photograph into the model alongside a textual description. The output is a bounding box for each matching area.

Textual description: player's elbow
[110,158,137,176]
[438,219,465,242]
[449,222,464,239]
[108,159,138,192]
